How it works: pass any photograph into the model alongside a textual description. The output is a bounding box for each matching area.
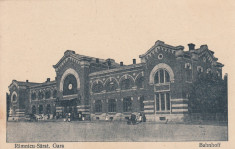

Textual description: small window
[95,100,102,112]
[12,94,17,102]
[123,97,132,112]
[39,105,43,114]
[53,90,57,98]
[45,90,51,99]
[32,106,36,114]
[31,92,36,100]
[160,117,166,120]
[158,54,163,59]
[108,99,116,112]
[46,104,51,114]
[38,91,44,100]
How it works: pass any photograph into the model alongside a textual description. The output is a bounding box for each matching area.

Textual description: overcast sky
[1,0,234,95]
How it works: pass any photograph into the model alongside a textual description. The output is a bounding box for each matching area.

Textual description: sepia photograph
[0,0,234,148]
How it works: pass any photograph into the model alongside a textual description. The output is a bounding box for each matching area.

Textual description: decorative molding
[59,68,81,91]
[149,63,175,84]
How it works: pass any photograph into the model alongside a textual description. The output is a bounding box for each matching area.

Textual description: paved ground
[6,121,228,142]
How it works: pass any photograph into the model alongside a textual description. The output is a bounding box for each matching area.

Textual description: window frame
[155,92,171,112]
[95,100,102,113]
[108,99,116,113]
[123,97,132,112]
[154,69,171,84]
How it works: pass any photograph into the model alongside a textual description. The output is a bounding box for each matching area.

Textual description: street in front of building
[7,121,227,142]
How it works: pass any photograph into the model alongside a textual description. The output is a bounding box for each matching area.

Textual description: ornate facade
[7,40,224,122]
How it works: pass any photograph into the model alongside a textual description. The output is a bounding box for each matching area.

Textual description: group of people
[127,112,146,125]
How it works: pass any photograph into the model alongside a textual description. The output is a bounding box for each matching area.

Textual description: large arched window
[105,79,118,92]
[92,82,103,93]
[120,79,133,90]
[63,74,78,95]
[154,69,170,84]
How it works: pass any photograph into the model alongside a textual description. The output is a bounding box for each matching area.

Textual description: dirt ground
[6,121,228,142]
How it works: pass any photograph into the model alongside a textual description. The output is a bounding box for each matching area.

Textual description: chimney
[46,78,50,82]
[188,43,195,51]
[96,58,99,63]
[133,59,136,64]
[120,62,123,66]
[26,80,29,83]
[107,60,111,67]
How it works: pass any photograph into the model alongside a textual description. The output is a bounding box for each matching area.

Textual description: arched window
[136,77,144,88]
[154,69,170,84]
[46,104,51,114]
[38,91,44,100]
[53,90,57,98]
[120,79,133,90]
[63,74,78,95]
[105,80,118,92]
[12,94,17,102]
[32,105,36,114]
[108,99,116,112]
[92,82,103,93]
[45,90,51,99]
[95,100,102,112]
[31,92,36,100]
[39,105,43,114]
[185,64,192,82]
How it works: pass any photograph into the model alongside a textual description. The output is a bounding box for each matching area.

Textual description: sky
[0,0,234,95]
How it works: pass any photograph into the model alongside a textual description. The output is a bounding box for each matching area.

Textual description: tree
[188,73,227,114]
